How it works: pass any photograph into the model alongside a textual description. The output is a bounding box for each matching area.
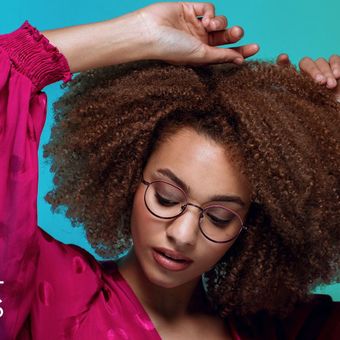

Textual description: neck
[117,247,211,320]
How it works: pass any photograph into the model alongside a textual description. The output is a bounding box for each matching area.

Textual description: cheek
[130,187,145,238]
[200,241,235,271]
[130,185,156,244]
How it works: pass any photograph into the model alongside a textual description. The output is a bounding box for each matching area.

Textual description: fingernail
[315,74,325,83]
[327,78,337,88]
[233,58,244,65]
[251,44,259,51]
[336,96,340,103]
[232,26,243,36]
[333,68,340,78]
[203,17,210,25]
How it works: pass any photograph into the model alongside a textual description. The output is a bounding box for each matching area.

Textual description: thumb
[199,45,244,65]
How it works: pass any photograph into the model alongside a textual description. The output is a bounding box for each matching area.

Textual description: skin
[277,53,340,100]
[117,128,251,336]
[42,2,259,72]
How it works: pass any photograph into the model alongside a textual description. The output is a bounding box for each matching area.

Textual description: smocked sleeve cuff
[0,20,72,91]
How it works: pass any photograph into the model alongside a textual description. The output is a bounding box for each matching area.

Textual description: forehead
[144,128,250,204]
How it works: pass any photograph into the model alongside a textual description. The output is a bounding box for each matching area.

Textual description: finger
[299,57,326,84]
[315,58,337,89]
[276,53,291,66]
[200,45,245,65]
[203,15,228,32]
[189,2,215,25]
[231,44,260,58]
[329,55,340,79]
[208,26,244,45]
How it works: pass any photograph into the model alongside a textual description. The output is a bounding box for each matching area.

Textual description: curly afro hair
[43,60,340,318]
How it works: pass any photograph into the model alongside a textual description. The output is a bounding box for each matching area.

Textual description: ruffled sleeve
[0,21,72,91]
[0,21,72,339]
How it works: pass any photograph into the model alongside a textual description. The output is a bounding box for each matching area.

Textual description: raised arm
[0,22,72,338]
[42,2,259,71]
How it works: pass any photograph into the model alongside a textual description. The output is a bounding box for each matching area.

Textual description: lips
[153,247,193,262]
[152,248,193,271]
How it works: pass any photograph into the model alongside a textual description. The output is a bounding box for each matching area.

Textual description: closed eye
[155,192,179,206]
[206,213,233,226]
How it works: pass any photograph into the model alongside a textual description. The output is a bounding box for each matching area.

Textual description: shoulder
[282,294,339,339]
[36,226,103,287]
[230,295,340,340]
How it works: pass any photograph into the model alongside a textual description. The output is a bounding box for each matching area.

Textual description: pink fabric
[0,21,161,340]
[0,21,339,340]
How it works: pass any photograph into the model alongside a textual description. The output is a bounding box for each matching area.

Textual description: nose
[165,205,202,247]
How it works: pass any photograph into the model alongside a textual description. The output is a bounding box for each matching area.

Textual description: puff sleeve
[0,21,72,338]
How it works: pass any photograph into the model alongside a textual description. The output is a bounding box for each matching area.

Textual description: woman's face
[130,128,251,289]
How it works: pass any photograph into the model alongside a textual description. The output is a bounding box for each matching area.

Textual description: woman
[0,2,339,339]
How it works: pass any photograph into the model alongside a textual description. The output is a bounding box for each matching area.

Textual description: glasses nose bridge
[183,202,204,216]
[185,202,203,212]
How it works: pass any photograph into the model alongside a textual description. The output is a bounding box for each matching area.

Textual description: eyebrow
[155,168,246,207]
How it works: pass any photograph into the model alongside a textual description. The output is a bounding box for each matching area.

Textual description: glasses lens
[145,181,186,218]
[200,206,243,242]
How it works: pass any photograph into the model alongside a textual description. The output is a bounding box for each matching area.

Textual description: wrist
[43,11,153,73]
[105,10,155,63]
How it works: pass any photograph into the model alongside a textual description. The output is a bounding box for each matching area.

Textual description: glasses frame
[141,175,247,243]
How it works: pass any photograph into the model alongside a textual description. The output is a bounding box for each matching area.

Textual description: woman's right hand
[137,2,259,65]
[44,2,259,72]
[276,53,340,101]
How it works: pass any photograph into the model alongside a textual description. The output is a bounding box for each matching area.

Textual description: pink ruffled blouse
[0,22,339,340]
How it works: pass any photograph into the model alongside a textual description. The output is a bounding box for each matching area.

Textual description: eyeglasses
[141,176,247,243]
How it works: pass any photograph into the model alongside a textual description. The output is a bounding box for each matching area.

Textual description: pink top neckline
[106,261,238,339]
[111,263,160,325]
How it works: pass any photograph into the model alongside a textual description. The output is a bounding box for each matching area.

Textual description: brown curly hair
[43,60,340,318]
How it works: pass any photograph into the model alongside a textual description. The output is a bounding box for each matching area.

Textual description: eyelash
[155,192,178,206]
[206,213,232,225]
[156,192,233,226]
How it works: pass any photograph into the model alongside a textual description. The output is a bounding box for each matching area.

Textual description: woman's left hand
[276,53,340,101]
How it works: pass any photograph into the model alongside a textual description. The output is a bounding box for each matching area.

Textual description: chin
[142,263,183,289]
[151,278,179,289]
[142,257,191,289]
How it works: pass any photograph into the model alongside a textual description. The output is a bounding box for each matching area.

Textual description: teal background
[1,1,339,299]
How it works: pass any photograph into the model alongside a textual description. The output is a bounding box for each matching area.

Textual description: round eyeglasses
[141,177,247,243]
